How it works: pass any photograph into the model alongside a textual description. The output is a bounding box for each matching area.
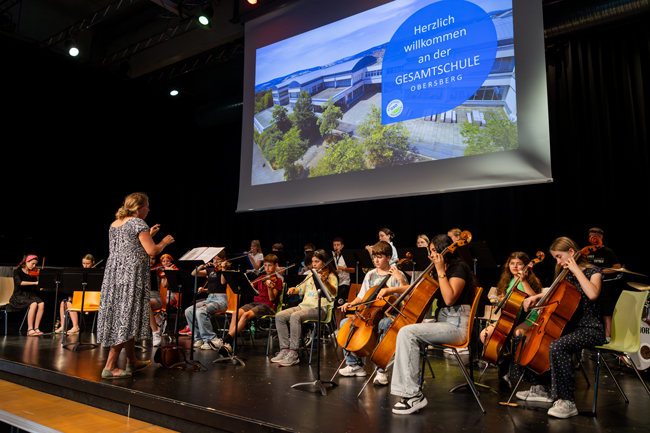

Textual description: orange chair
[61,291,101,343]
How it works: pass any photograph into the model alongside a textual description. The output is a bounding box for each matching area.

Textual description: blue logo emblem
[382,0,498,124]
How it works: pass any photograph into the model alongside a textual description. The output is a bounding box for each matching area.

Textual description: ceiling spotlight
[248,0,257,4]
[198,2,214,26]
[170,89,179,96]
[65,39,79,57]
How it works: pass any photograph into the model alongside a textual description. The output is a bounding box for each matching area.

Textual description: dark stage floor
[1,325,649,433]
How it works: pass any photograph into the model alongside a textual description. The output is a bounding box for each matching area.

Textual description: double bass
[515,236,603,375]
[371,231,472,371]
[336,254,413,358]
[482,251,545,365]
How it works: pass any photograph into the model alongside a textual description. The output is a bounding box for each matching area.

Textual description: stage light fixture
[247,0,257,4]
[65,39,79,57]
[198,2,214,26]
[170,89,179,96]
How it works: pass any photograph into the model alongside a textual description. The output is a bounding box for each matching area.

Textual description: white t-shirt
[333,251,351,286]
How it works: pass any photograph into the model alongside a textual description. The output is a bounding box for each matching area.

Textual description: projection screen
[238,0,551,212]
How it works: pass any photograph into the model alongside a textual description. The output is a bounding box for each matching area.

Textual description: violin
[250,264,296,287]
[482,251,544,365]
[371,232,472,371]
[28,257,44,277]
[336,252,413,358]
[206,260,231,272]
[516,236,603,375]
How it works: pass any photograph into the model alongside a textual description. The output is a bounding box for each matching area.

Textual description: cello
[515,236,603,375]
[371,231,472,371]
[482,251,545,365]
[336,254,413,358]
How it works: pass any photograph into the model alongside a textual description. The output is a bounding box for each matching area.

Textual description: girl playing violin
[391,234,478,415]
[7,255,45,336]
[338,241,408,385]
[185,250,230,351]
[480,252,543,344]
[512,237,605,419]
[272,250,338,367]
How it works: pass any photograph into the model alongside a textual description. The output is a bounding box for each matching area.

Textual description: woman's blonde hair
[115,192,148,220]
[549,236,594,278]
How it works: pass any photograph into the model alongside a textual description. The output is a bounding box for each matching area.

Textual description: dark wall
[1,17,648,290]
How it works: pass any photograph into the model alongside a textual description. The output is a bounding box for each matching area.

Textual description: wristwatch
[438,273,447,279]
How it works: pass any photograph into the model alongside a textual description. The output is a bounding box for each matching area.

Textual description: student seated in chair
[7,255,45,336]
[220,254,283,357]
[390,234,479,415]
[338,241,408,385]
[271,249,338,367]
[186,250,230,351]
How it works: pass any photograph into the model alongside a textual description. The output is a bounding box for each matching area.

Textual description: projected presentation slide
[252,0,517,186]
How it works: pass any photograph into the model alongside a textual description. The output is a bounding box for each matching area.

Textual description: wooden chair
[0,277,13,335]
[424,286,486,413]
[219,285,253,346]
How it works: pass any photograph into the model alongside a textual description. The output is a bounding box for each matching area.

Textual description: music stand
[38,268,59,338]
[451,241,499,394]
[215,271,259,366]
[174,259,209,365]
[292,269,338,396]
[62,268,101,351]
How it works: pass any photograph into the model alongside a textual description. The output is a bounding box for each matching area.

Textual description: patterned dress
[97,218,151,347]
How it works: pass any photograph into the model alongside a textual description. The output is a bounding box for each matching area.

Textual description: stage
[0,326,649,433]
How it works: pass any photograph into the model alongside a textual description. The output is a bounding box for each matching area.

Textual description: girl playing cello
[390,234,478,415]
[480,252,543,344]
[512,237,605,419]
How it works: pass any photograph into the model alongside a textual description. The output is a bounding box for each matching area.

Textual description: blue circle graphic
[381,0,498,125]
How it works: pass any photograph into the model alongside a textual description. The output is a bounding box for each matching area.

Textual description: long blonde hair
[115,192,148,220]
[549,237,594,278]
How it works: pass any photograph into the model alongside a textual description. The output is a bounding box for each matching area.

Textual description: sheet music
[179,247,224,263]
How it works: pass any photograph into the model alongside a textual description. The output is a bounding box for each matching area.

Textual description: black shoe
[219,343,232,357]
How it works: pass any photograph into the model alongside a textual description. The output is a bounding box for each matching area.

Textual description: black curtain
[2,18,649,289]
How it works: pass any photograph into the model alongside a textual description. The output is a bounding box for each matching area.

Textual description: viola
[336,252,413,358]
[516,236,603,375]
[482,251,544,365]
[371,232,472,371]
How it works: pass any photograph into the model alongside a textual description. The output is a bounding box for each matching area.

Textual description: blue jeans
[185,294,228,343]
[390,305,470,398]
[340,315,391,373]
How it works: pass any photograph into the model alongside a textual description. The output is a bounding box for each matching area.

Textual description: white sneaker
[200,343,212,350]
[271,350,289,363]
[443,348,469,355]
[547,399,578,418]
[279,352,300,366]
[516,385,554,402]
[208,338,223,351]
[374,371,389,385]
[340,365,367,377]
[392,392,428,414]
[152,330,162,347]
[193,340,203,348]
